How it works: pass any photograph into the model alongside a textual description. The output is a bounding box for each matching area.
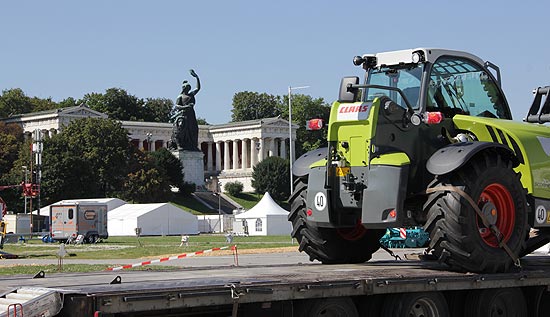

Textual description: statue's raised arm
[189,69,201,96]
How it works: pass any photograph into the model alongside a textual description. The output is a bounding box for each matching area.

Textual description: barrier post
[232,245,239,266]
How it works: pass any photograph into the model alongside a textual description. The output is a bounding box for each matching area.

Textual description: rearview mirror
[339,76,359,103]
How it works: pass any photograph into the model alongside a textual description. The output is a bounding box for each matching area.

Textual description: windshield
[365,65,423,109]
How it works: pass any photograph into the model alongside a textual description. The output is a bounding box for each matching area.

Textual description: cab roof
[363,48,485,68]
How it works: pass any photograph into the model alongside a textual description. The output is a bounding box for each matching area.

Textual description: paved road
[0,248,426,269]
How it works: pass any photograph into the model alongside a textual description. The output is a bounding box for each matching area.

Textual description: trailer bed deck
[2,256,550,315]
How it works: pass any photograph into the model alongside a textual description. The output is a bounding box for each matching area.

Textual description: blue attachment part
[379,227,430,248]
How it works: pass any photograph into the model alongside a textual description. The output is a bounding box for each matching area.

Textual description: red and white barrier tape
[106,245,238,271]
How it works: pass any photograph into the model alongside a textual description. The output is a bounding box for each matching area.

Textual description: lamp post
[217,181,222,232]
[22,166,28,214]
[288,85,309,194]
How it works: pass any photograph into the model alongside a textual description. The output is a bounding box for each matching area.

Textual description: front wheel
[424,151,529,273]
[289,178,384,264]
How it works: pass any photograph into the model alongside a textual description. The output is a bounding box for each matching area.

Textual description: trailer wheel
[424,151,528,273]
[296,297,358,317]
[464,288,527,317]
[381,292,449,317]
[89,235,98,244]
[289,178,384,264]
[525,286,550,317]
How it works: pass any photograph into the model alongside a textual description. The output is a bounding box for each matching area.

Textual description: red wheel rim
[337,220,367,241]
[477,183,515,247]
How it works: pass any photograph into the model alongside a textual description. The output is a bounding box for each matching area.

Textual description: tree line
[0,88,332,212]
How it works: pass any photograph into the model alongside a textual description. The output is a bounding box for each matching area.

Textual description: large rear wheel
[289,178,384,264]
[424,151,529,273]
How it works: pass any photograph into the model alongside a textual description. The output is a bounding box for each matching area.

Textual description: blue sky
[1,1,549,123]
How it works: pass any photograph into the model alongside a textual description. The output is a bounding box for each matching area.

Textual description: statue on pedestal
[170,69,201,151]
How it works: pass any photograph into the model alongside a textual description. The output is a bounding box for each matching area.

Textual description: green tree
[144,97,173,123]
[58,97,79,108]
[0,122,24,176]
[197,117,209,125]
[0,123,26,211]
[0,88,33,118]
[149,148,184,189]
[224,181,243,196]
[251,156,290,201]
[82,88,145,121]
[121,149,171,203]
[41,136,100,203]
[41,118,133,203]
[281,94,331,157]
[29,96,59,112]
[231,91,282,122]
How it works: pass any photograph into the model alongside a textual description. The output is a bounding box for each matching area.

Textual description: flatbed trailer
[2,256,550,316]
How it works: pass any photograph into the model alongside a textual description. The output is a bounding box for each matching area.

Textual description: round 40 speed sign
[314,192,326,211]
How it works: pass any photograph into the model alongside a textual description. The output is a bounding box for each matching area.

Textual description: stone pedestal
[173,150,205,187]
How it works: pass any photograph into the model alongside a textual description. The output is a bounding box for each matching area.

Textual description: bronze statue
[170,69,201,151]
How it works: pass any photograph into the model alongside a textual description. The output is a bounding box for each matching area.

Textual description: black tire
[424,151,529,273]
[296,297,358,317]
[356,295,384,317]
[289,178,385,264]
[464,288,527,317]
[525,286,550,317]
[445,290,466,317]
[381,292,449,317]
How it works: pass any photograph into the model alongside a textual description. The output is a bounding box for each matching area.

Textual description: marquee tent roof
[108,203,198,236]
[37,198,127,216]
[235,192,288,219]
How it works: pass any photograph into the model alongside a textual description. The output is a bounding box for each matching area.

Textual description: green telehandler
[290,48,550,273]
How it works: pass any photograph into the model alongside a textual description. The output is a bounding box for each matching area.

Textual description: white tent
[234,192,291,236]
[37,198,127,216]
[108,203,198,236]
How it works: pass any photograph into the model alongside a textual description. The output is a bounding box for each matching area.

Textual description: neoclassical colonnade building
[2,105,297,192]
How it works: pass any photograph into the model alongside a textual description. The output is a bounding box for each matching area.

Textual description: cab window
[427,57,510,119]
[366,65,423,109]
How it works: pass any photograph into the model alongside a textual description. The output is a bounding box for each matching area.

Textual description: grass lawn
[170,192,289,214]
[226,192,261,209]
[170,194,214,215]
[1,264,183,275]
[1,234,296,260]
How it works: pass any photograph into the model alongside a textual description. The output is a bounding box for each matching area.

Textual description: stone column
[250,138,257,167]
[233,140,239,170]
[259,138,265,162]
[242,139,249,169]
[207,142,213,171]
[152,140,157,152]
[215,141,222,171]
[138,139,144,150]
[224,140,231,171]
[267,138,275,157]
[281,138,287,159]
